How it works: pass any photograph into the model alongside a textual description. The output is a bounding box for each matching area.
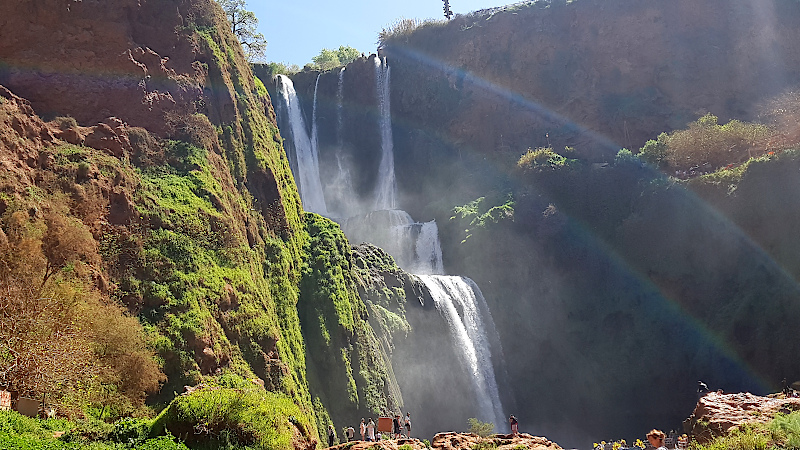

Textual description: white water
[417,275,506,429]
[340,210,443,274]
[412,220,444,275]
[275,64,506,428]
[331,67,357,218]
[275,74,328,215]
[374,57,397,210]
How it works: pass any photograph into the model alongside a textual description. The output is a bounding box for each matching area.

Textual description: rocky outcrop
[432,432,561,450]
[0,0,210,136]
[326,433,561,450]
[685,392,800,443]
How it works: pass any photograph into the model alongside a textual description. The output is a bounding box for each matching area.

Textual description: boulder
[685,391,800,443]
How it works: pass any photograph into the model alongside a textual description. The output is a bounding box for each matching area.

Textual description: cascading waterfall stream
[275,74,327,215]
[374,57,397,210]
[418,275,506,429]
[332,66,356,218]
[340,210,444,274]
[275,58,506,430]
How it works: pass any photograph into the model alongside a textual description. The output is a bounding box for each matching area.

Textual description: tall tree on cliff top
[443,0,454,19]
[218,0,267,62]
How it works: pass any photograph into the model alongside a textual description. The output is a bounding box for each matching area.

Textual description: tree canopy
[309,46,362,71]
[218,0,267,62]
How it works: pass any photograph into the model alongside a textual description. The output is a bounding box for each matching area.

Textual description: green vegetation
[637,113,771,172]
[467,417,495,437]
[299,214,403,434]
[0,410,188,449]
[0,202,164,419]
[151,383,312,450]
[261,61,301,76]
[451,194,514,243]
[516,146,575,173]
[308,46,362,71]
[218,0,267,61]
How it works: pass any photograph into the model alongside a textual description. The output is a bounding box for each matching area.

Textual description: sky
[249,0,510,67]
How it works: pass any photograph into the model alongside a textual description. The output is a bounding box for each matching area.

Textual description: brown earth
[0,0,210,136]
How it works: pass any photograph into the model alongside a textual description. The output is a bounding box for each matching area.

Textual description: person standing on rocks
[404,412,412,438]
[328,424,336,447]
[346,425,355,442]
[393,414,402,439]
[367,417,375,441]
[509,415,519,436]
[647,429,667,450]
[360,418,366,441]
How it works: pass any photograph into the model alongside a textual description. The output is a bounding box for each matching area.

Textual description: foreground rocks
[432,433,561,450]
[328,433,561,450]
[685,392,800,443]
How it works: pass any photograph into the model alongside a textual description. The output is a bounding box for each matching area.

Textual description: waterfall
[340,210,443,274]
[412,220,444,275]
[337,67,345,147]
[374,57,397,210]
[275,74,328,215]
[331,66,356,218]
[417,275,506,430]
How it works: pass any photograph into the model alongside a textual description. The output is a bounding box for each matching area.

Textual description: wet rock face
[0,0,212,135]
[685,392,800,443]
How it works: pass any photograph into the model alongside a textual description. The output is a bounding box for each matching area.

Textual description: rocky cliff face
[0,0,417,446]
[277,1,800,448]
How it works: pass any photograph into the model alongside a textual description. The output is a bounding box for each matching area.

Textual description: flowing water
[340,210,444,275]
[417,275,506,428]
[374,57,397,211]
[276,60,505,427]
[275,74,328,215]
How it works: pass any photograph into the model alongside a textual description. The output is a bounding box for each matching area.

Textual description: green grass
[0,411,189,449]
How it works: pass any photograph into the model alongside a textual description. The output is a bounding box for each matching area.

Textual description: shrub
[516,147,568,173]
[642,113,772,173]
[164,113,219,151]
[262,61,301,77]
[769,411,800,448]
[128,127,164,167]
[0,210,163,413]
[638,135,669,168]
[53,116,78,130]
[308,46,362,71]
[150,386,313,450]
[378,18,444,46]
[614,148,640,165]
[467,417,494,437]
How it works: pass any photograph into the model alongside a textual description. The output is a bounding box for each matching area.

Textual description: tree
[443,0,454,19]
[0,210,163,413]
[310,46,362,71]
[218,0,267,62]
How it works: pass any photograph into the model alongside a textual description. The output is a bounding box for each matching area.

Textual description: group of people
[328,413,412,446]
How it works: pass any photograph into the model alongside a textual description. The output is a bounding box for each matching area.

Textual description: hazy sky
[250,0,509,67]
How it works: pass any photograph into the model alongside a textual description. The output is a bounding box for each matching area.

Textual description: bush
[150,386,313,450]
[53,116,78,130]
[378,18,444,46]
[467,418,494,437]
[308,46,361,71]
[614,148,640,165]
[641,113,771,173]
[0,209,163,414]
[516,147,568,173]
